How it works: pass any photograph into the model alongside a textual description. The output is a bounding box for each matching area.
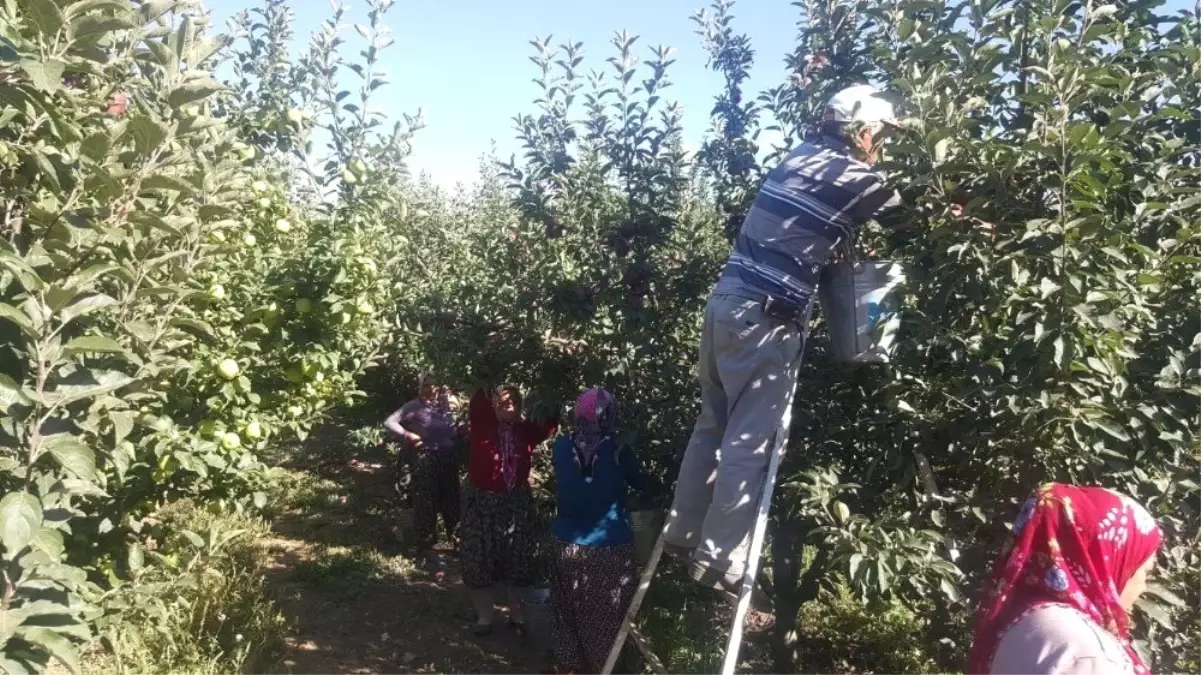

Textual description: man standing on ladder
[664,84,904,605]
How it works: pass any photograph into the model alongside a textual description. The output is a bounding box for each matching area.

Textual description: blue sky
[205,0,1194,189]
[206,0,797,188]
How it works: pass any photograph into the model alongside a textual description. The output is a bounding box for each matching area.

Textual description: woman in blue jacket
[548,387,648,674]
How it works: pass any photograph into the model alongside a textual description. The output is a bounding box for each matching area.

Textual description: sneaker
[688,560,774,612]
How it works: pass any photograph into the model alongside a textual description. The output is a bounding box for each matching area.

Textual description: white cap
[824,84,899,128]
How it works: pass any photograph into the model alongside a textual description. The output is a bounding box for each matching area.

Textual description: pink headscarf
[572,388,618,478]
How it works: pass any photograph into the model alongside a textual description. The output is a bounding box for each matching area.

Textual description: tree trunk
[770,518,831,672]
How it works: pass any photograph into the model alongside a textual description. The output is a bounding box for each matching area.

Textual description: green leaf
[1133,597,1172,629]
[0,373,31,414]
[129,116,169,155]
[1092,419,1130,442]
[138,0,178,23]
[0,302,36,337]
[876,559,892,593]
[939,577,961,601]
[0,492,44,555]
[848,552,864,579]
[170,317,215,339]
[31,526,64,558]
[18,58,66,93]
[179,529,204,548]
[67,263,121,290]
[59,293,118,325]
[167,77,224,108]
[64,335,126,355]
[0,607,29,647]
[833,500,850,523]
[79,132,111,162]
[142,174,194,193]
[30,147,64,191]
[127,542,144,575]
[110,410,135,445]
[125,320,155,342]
[1144,583,1186,608]
[42,369,134,407]
[14,626,81,675]
[17,0,65,36]
[42,434,97,481]
[70,15,137,43]
[0,652,36,675]
[64,0,133,17]
[0,251,46,292]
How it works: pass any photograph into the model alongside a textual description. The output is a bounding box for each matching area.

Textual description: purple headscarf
[572,387,618,479]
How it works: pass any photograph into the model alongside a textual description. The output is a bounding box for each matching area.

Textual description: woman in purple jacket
[384,372,462,562]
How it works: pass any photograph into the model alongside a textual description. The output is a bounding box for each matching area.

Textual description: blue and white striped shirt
[718,136,903,311]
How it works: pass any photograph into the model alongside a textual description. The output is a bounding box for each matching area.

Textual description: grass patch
[797,583,944,674]
[84,501,288,675]
[638,567,734,674]
[292,546,384,597]
[291,545,415,598]
[260,467,347,521]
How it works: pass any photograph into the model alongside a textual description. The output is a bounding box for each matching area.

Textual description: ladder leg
[602,524,669,675]
[719,398,794,675]
[629,626,668,674]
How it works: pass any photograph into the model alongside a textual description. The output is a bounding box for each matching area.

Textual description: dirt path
[260,423,548,674]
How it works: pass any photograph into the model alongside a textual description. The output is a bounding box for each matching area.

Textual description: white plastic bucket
[819,259,906,365]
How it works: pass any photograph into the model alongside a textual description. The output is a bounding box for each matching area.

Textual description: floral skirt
[459,484,538,588]
[410,449,460,550]
[550,540,636,672]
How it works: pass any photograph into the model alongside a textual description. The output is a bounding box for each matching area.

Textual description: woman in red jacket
[461,384,558,636]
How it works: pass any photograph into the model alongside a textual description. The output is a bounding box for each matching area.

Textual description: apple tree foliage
[0,0,1197,672]
[0,0,419,670]
[390,0,1199,672]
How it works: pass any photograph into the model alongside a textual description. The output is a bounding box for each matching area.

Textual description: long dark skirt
[550,540,636,673]
[459,484,538,588]
[411,448,460,551]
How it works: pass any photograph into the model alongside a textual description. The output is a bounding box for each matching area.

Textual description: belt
[763,295,808,322]
[714,289,810,323]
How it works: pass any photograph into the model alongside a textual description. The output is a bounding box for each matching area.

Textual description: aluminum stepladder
[601,400,793,675]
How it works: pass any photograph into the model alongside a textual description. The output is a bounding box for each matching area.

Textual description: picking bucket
[819,259,906,365]
[629,508,664,568]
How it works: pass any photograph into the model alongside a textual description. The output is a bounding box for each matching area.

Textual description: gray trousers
[665,290,808,577]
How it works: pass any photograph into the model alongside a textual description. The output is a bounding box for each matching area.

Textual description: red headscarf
[967,483,1163,675]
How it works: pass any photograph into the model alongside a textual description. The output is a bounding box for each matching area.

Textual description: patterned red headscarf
[967,483,1163,675]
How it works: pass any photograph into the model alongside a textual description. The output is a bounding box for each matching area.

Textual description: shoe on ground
[471,622,493,637]
[688,560,774,612]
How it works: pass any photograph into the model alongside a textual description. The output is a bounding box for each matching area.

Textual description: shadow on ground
[260,421,547,674]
